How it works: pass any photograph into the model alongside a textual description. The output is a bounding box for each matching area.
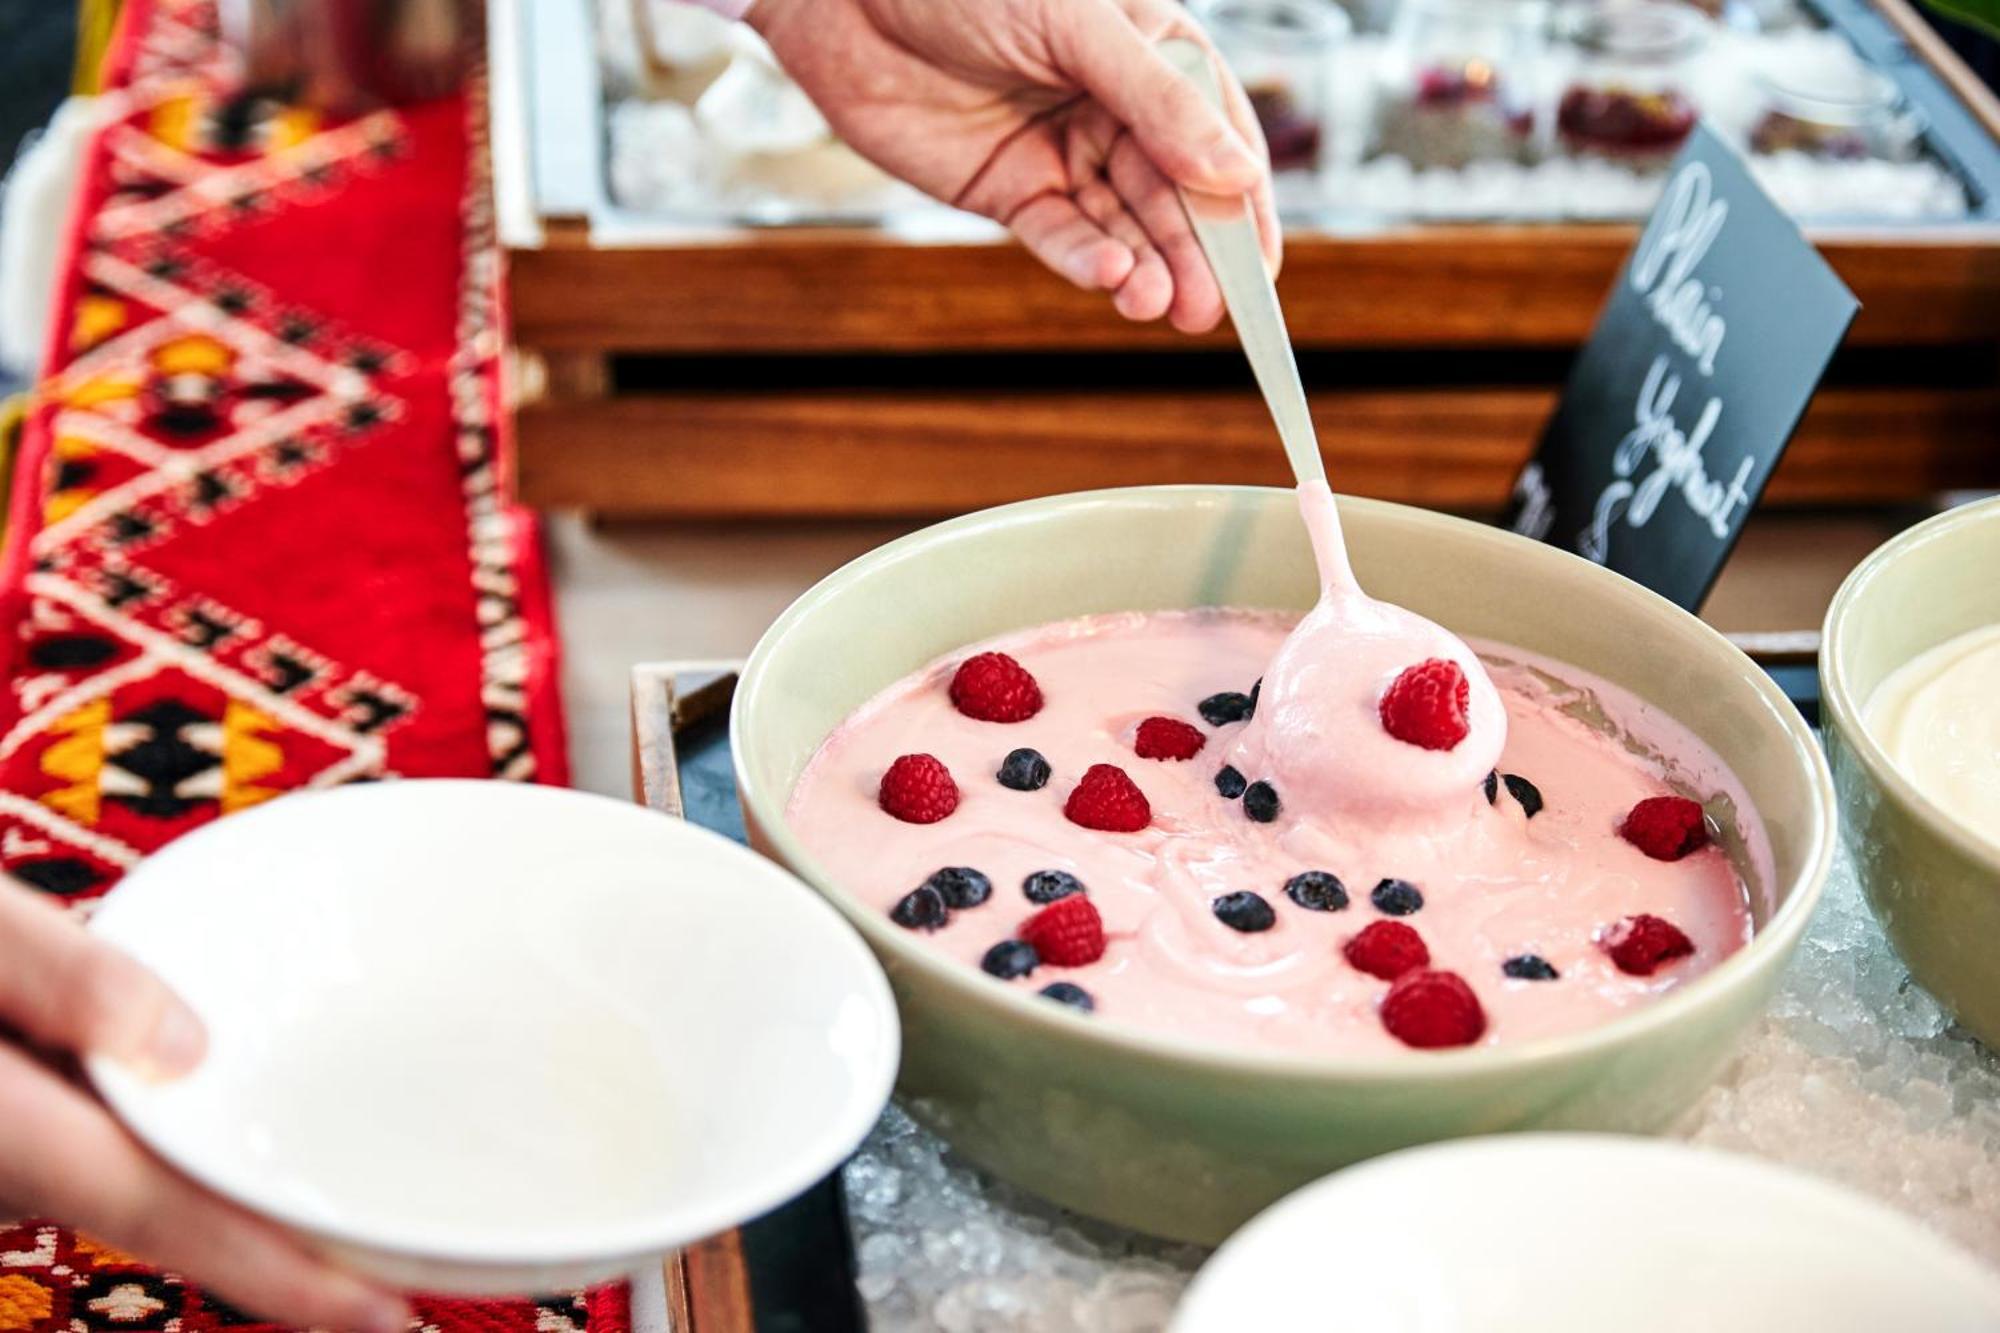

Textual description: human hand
[0,881,408,1332]
[747,0,1282,332]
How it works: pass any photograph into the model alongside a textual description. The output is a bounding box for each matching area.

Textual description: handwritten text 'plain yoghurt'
[1581,161,1754,564]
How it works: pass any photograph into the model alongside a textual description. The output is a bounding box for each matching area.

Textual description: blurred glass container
[1370,0,1548,168]
[1193,0,1352,173]
[1555,1,1708,164]
[220,0,473,112]
[1750,65,1920,161]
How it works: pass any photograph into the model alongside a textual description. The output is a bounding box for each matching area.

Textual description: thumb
[1050,6,1263,195]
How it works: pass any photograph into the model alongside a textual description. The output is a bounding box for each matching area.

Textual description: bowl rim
[1821,494,2000,872]
[86,778,902,1269]
[1173,1132,2000,1328]
[735,484,1837,1083]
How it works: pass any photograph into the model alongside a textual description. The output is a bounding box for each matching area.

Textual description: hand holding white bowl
[0,879,408,1332]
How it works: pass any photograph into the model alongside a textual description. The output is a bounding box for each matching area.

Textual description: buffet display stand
[493,0,2000,521]
[628,660,2000,1333]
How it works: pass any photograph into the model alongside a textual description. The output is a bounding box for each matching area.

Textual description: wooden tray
[629,663,864,1333]
[494,0,2000,521]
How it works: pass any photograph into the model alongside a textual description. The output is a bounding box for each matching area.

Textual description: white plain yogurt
[1865,623,2000,849]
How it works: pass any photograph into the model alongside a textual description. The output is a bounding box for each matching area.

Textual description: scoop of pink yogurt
[1224,481,1506,828]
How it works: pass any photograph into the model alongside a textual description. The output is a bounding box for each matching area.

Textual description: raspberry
[1019,895,1106,966]
[1601,914,1694,976]
[1379,658,1471,751]
[1380,969,1487,1048]
[1344,920,1430,980]
[1063,763,1151,833]
[878,753,959,824]
[949,652,1044,723]
[1619,795,1709,861]
[1134,716,1206,761]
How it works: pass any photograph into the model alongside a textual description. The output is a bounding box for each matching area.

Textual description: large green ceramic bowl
[733,486,1834,1243]
[1822,496,2000,1051]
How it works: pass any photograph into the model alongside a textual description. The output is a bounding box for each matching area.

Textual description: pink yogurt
[785,483,1758,1057]
[786,611,1756,1057]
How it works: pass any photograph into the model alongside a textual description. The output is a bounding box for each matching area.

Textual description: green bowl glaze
[733,486,1834,1244]
[1822,496,2000,1052]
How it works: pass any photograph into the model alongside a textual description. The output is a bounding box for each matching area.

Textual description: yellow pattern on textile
[42,698,111,825]
[74,0,124,96]
[69,1234,141,1266]
[222,700,283,812]
[46,436,108,525]
[71,294,128,352]
[0,1274,54,1330]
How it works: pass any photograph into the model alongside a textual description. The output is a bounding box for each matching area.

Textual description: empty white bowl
[1174,1134,2000,1332]
[87,780,899,1295]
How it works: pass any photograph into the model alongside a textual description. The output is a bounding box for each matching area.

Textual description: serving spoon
[1157,37,1326,488]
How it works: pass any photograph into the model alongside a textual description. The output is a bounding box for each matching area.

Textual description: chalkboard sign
[1504,126,1859,610]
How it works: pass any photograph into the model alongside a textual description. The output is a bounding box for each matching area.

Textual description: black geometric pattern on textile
[98,567,156,607]
[108,511,156,544]
[189,469,233,510]
[55,456,98,491]
[105,698,220,819]
[536,1295,590,1332]
[259,651,316,694]
[28,633,120,669]
[178,607,235,649]
[343,687,407,734]
[12,856,106,896]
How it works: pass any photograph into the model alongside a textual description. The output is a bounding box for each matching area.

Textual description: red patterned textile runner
[0,2,616,1329]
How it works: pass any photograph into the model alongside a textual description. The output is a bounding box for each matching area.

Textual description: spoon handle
[1157,38,1326,487]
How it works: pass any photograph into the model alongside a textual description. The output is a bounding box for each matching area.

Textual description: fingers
[0,881,205,1078]
[1004,191,1136,293]
[0,1042,408,1332]
[1048,1,1262,196]
[1104,134,1225,332]
[1075,181,1173,322]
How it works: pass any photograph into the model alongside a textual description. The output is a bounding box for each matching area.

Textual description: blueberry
[1483,770,1499,805]
[1038,981,1096,1012]
[1370,878,1424,915]
[997,747,1051,791]
[981,938,1040,979]
[1243,780,1281,823]
[1284,870,1349,912]
[889,885,949,931]
[1503,953,1560,981]
[924,866,991,909]
[1502,774,1544,819]
[1198,691,1255,726]
[1248,678,1262,716]
[1215,765,1248,799]
[1212,890,1276,933]
[1023,869,1085,904]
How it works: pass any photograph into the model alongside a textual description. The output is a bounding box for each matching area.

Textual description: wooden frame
[631,663,755,1333]
[498,0,2000,520]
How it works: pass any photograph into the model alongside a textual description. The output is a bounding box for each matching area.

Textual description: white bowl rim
[1821,494,2000,872]
[733,484,1838,1083]
[1175,1131,2000,1324]
[86,779,902,1269]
